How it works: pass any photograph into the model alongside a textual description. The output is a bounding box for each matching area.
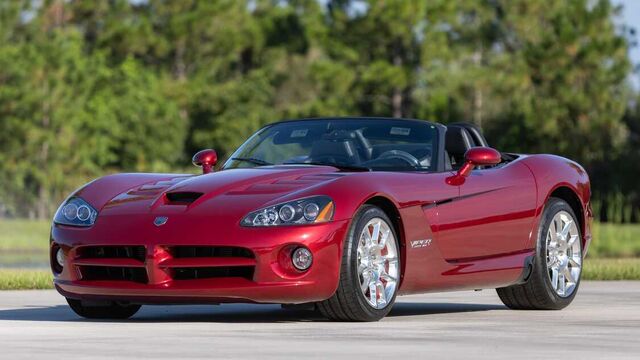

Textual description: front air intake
[79,266,148,283]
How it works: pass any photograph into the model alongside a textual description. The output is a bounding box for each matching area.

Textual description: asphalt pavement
[0,281,638,359]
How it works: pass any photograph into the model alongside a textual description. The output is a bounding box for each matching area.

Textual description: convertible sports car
[50,117,592,321]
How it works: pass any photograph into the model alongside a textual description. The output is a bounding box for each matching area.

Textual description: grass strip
[582,258,640,280]
[0,269,53,290]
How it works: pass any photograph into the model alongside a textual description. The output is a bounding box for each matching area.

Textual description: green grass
[589,222,640,258]
[0,219,50,252]
[0,269,53,290]
[582,258,640,280]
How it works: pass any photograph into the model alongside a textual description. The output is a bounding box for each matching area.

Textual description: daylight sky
[614,0,640,86]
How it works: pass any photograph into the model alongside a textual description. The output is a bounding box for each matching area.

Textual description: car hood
[99,166,347,219]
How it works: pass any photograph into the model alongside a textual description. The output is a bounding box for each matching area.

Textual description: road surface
[0,281,638,359]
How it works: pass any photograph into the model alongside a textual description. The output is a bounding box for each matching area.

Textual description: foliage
[0,0,638,220]
[0,269,53,290]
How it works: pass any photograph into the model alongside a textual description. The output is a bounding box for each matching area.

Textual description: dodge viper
[51,117,592,321]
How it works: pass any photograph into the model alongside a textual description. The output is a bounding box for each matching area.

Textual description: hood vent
[165,192,203,205]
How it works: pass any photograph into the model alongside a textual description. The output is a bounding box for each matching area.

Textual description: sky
[615,0,640,62]
[614,0,640,86]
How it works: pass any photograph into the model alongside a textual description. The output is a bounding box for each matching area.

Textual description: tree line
[0,0,638,222]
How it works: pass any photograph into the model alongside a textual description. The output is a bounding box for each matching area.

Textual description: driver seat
[445,126,474,170]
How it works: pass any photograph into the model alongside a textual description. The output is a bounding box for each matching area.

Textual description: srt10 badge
[411,239,432,248]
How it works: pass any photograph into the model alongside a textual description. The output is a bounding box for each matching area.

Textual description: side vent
[165,192,203,205]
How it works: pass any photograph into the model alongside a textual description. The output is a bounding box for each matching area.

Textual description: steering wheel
[378,150,421,168]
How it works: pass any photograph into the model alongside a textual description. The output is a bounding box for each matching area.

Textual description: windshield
[223,119,439,172]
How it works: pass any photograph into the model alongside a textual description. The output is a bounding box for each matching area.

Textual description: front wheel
[316,205,401,321]
[67,298,141,319]
[496,197,583,310]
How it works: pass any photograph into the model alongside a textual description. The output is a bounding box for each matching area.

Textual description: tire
[67,298,141,319]
[496,197,583,310]
[316,205,401,321]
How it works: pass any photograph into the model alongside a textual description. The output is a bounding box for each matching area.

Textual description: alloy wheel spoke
[551,268,559,290]
[362,230,373,250]
[380,269,397,283]
[564,267,574,284]
[377,281,387,306]
[553,218,560,236]
[358,262,367,275]
[369,281,378,305]
[361,272,371,292]
[377,228,390,250]
[558,272,566,295]
[569,258,581,267]
[560,220,573,239]
[383,253,397,261]
[371,222,381,243]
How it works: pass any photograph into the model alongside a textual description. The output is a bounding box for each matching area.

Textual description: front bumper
[51,216,350,304]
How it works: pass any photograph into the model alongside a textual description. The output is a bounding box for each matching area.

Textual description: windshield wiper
[229,157,273,166]
[287,162,371,172]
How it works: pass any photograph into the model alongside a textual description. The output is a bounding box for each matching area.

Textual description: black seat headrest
[449,122,488,147]
[445,126,473,156]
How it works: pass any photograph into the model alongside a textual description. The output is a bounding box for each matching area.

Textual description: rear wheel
[66,298,141,319]
[317,205,400,321]
[496,197,583,310]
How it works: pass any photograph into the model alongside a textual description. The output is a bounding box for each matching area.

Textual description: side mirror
[447,147,501,185]
[192,149,218,174]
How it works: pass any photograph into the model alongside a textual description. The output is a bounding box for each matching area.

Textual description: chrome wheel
[356,218,399,309]
[546,211,582,297]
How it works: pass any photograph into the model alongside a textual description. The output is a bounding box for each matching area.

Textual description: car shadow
[0,302,505,323]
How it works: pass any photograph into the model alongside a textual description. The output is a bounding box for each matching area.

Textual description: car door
[434,161,537,260]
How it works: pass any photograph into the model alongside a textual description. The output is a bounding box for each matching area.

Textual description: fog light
[55,248,65,268]
[292,247,312,271]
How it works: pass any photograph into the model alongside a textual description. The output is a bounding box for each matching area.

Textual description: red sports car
[51,118,592,321]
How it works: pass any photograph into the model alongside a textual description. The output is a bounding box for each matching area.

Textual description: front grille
[172,266,254,281]
[77,246,146,262]
[73,245,256,283]
[170,246,254,259]
[79,265,148,283]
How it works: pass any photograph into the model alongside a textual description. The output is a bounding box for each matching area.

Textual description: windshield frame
[221,117,445,173]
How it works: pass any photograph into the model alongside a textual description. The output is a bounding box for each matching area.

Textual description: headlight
[54,197,98,227]
[241,196,334,227]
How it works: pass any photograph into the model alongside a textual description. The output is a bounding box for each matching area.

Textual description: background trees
[0,0,638,222]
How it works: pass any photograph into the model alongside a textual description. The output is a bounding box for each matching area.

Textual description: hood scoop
[165,192,204,205]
